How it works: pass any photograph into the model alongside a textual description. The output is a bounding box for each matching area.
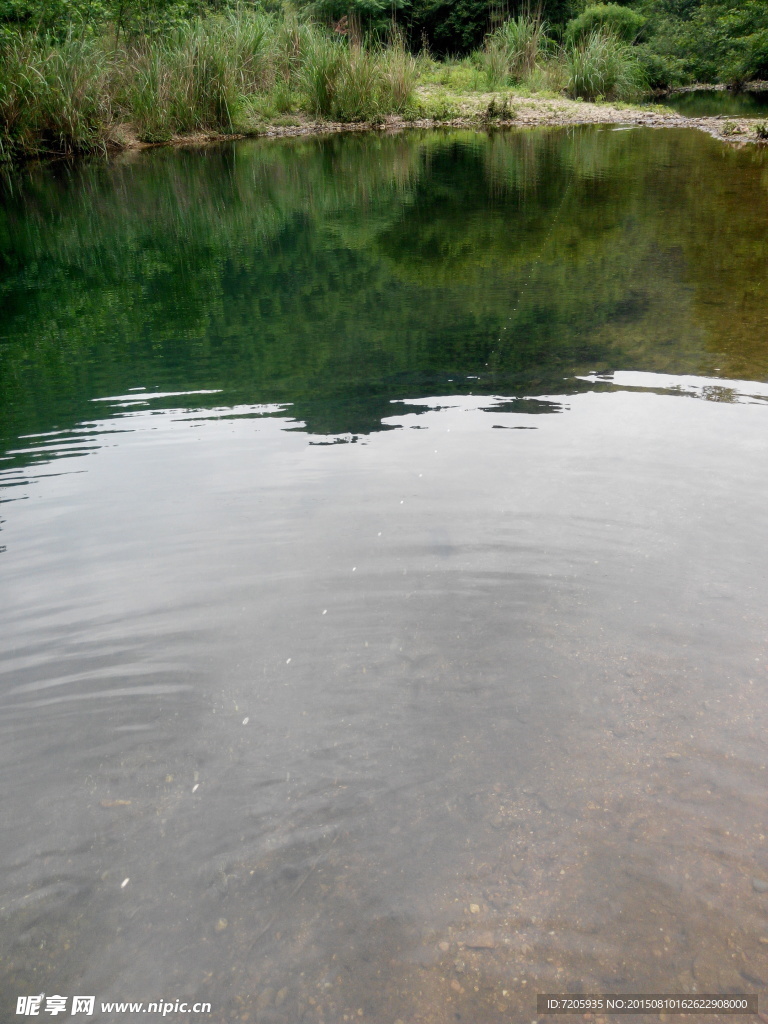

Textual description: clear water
[2,127,768,1024]
[658,88,768,118]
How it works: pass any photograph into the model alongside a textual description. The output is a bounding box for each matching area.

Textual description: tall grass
[301,32,415,122]
[300,32,346,116]
[494,12,549,80]
[117,19,246,138]
[0,31,112,155]
[0,6,654,161]
[566,29,647,101]
[483,37,509,90]
[483,11,549,89]
[0,7,417,158]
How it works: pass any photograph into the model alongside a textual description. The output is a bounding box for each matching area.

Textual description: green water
[2,127,767,456]
[2,128,768,1024]
[658,88,768,118]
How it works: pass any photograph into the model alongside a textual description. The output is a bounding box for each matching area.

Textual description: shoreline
[119,97,768,153]
[12,92,768,166]
[655,79,768,96]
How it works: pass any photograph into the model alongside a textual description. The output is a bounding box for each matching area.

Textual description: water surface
[2,127,768,1024]
[657,88,768,118]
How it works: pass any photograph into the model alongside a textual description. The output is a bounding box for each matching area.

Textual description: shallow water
[657,88,768,118]
[1,127,768,1024]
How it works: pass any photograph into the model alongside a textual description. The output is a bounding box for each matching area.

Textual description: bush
[566,28,647,101]
[483,93,516,119]
[633,42,686,90]
[565,4,646,46]
[726,28,768,84]
[404,0,581,56]
[406,0,494,56]
[0,0,110,38]
[332,46,383,121]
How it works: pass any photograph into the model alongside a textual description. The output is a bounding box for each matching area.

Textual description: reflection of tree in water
[0,127,766,453]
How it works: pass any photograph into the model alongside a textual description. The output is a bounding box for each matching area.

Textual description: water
[1,127,768,1023]
[657,88,768,118]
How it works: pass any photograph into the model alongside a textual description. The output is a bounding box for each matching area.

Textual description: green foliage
[631,41,686,89]
[116,18,245,137]
[1,0,767,90]
[402,0,572,56]
[1,0,766,153]
[300,31,346,115]
[416,55,485,91]
[566,27,647,100]
[565,4,647,45]
[0,0,234,38]
[304,0,409,39]
[482,34,508,87]
[0,0,110,37]
[406,0,494,55]
[632,0,768,85]
[756,121,768,140]
[415,90,461,118]
[113,8,294,139]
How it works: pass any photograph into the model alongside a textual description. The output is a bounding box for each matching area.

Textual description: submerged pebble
[257,988,274,1010]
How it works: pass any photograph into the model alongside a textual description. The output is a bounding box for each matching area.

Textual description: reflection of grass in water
[1,127,767,448]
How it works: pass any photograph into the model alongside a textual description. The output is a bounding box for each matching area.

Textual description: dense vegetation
[0,0,766,160]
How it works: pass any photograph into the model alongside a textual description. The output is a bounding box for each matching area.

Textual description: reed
[0,7,418,155]
[300,31,346,116]
[483,37,509,90]
[483,10,549,89]
[566,28,647,101]
[0,31,112,155]
[492,11,549,81]
[301,31,416,122]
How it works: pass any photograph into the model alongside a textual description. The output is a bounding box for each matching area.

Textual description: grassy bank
[0,8,420,159]
[1,7,766,162]
[0,10,414,158]
[0,7,651,160]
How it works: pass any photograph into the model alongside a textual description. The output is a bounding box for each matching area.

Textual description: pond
[657,87,768,118]
[1,126,768,1024]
